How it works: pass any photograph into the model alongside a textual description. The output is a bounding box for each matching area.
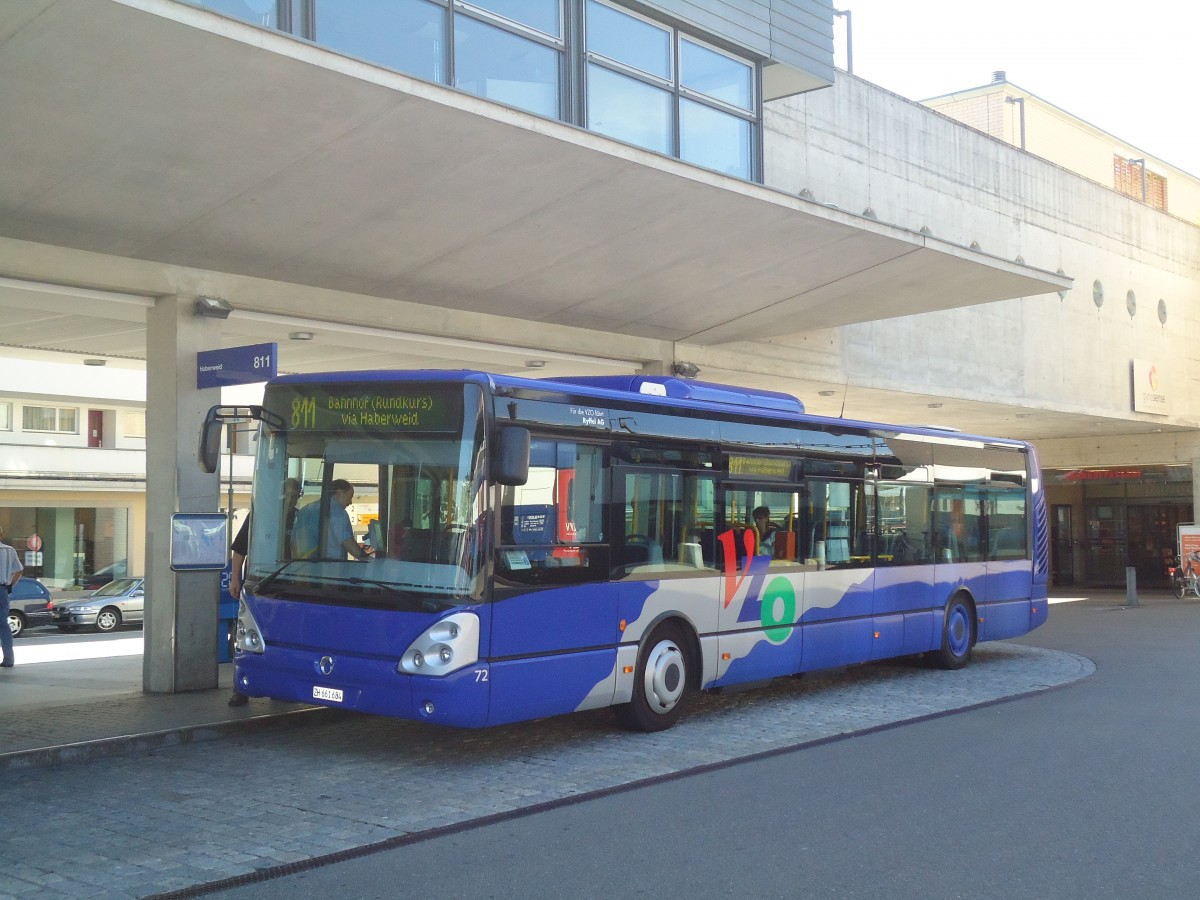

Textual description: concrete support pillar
[144,295,223,693]
[1192,459,1200,525]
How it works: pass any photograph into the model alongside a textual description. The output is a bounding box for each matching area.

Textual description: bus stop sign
[197,343,277,389]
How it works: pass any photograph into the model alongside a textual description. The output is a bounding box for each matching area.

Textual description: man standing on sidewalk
[0,525,24,668]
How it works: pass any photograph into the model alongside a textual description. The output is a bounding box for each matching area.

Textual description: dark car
[81,559,128,590]
[6,578,54,638]
[52,577,144,633]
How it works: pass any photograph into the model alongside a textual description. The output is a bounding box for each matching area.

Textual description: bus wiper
[253,560,302,596]
[345,576,453,613]
[252,558,356,595]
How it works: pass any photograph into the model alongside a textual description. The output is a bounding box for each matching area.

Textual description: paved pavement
[0,590,1130,898]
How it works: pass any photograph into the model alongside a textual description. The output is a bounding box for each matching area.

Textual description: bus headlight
[234,600,266,655]
[399,612,479,676]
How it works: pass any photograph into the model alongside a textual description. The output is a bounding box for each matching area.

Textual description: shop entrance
[1083,502,1187,587]
[1127,504,1184,587]
[1051,505,1074,585]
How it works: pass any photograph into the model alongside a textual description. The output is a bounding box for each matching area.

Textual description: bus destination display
[272,384,462,433]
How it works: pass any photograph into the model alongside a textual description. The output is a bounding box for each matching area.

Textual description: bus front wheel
[615,623,691,732]
[927,595,975,670]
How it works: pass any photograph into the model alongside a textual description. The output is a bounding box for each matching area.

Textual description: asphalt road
[212,597,1200,900]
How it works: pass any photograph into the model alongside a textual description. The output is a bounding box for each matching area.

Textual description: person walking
[0,525,25,668]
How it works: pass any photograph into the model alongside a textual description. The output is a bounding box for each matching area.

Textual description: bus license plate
[313,685,343,702]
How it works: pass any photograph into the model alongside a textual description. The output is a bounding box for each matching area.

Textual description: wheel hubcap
[642,639,685,714]
[947,605,970,656]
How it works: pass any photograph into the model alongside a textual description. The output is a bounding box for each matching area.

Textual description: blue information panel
[170,513,228,571]
[197,342,278,389]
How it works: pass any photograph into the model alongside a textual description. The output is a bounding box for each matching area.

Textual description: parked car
[52,577,144,633]
[6,578,54,638]
[81,559,128,590]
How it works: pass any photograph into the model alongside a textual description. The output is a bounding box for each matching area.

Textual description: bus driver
[292,479,372,561]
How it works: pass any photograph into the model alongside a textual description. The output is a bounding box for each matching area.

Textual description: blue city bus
[201,371,1049,731]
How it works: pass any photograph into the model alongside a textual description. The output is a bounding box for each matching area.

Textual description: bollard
[1125,566,1139,607]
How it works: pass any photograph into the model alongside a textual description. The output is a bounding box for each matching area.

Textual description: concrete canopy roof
[0,0,1069,355]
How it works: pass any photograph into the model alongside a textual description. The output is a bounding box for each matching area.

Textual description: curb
[0,706,344,772]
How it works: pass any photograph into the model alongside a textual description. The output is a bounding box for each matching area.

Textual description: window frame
[121,410,147,440]
[582,0,759,179]
[21,404,79,435]
[264,0,762,181]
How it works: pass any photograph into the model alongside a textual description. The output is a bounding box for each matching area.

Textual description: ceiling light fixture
[83,358,107,367]
[288,331,314,341]
[194,295,232,319]
[524,360,546,368]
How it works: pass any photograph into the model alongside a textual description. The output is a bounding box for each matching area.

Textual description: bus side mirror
[494,426,530,486]
[199,408,223,474]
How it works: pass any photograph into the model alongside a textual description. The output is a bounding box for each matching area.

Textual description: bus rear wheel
[615,623,691,732]
[927,595,975,670]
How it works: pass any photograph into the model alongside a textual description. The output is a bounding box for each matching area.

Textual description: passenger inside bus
[752,506,779,556]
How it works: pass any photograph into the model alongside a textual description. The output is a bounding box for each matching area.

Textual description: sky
[830,1,1200,176]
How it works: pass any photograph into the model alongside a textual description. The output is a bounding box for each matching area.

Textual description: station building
[1,0,1196,688]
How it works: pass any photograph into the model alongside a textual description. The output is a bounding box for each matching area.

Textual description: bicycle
[1169,558,1187,598]
[1170,558,1200,599]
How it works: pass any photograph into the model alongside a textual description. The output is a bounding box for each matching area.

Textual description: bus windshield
[244,382,488,608]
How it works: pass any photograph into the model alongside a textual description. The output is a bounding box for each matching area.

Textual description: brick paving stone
[0,643,1091,899]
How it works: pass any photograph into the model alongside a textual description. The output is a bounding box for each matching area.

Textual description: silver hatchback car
[52,577,144,633]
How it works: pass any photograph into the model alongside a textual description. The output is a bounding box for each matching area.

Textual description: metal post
[1128,159,1147,202]
[1005,96,1025,150]
[834,9,853,74]
[1125,566,1139,607]
[226,424,236,540]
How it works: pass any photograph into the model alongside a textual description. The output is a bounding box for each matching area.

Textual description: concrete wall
[758,73,1200,464]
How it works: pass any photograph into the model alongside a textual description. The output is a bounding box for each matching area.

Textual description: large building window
[314,0,447,83]
[191,0,282,29]
[192,0,761,181]
[453,12,561,118]
[680,97,752,178]
[586,64,672,154]
[471,0,561,37]
[584,1,756,179]
[22,405,78,434]
[0,401,11,431]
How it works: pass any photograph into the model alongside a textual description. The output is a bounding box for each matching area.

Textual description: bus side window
[498,440,608,584]
[807,478,871,568]
[876,481,932,566]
